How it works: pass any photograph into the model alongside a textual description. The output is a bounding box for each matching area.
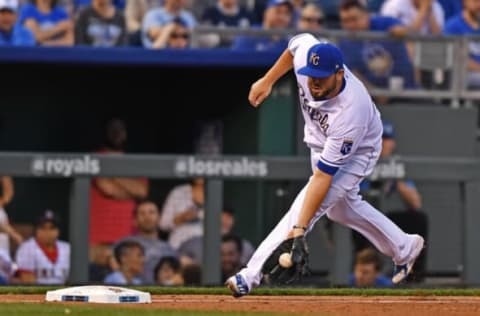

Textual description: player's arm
[248,49,293,107]
[293,168,333,236]
[0,176,14,207]
[15,243,37,284]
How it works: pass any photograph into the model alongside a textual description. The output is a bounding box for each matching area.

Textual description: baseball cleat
[392,234,425,284]
[225,274,250,298]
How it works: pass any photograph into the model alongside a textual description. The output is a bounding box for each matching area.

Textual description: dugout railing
[0,153,478,286]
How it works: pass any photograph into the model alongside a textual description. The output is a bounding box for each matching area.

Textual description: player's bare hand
[248,77,272,107]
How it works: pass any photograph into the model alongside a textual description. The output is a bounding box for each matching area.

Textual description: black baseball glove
[261,236,310,285]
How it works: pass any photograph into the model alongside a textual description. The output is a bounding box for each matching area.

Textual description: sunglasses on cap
[301,16,324,24]
[170,32,190,39]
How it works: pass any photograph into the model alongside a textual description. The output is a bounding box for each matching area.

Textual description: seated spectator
[15,210,70,285]
[116,200,177,284]
[181,262,201,286]
[89,118,149,247]
[154,256,184,286]
[18,0,73,46]
[142,0,196,48]
[350,247,393,288]
[0,0,35,45]
[296,2,324,31]
[74,0,127,46]
[381,0,444,35]
[438,0,462,21]
[0,176,23,253]
[231,0,293,51]
[124,0,162,45]
[221,234,243,283]
[444,0,480,89]
[338,0,416,102]
[148,16,191,49]
[221,208,254,266]
[88,242,118,282]
[104,240,144,285]
[201,0,252,28]
[160,177,204,250]
[178,208,254,267]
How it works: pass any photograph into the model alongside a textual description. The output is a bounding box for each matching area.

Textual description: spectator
[444,0,480,89]
[181,262,201,286]
[178,208,255,267]
[88,242,118,282]
[221,234,243,283]
[160,177,204,250]
[18,0,73,46]
[116,200,177,284]
[89,118,149,246]
[153,256,184,286]
[350,248,393,288]
[201,0,252,28]
[148,16,191,49]
[15,210,70,285]
[296,2,324,31]
[142,0,196,48]
[74,0,127,46]
[124,0,162,45]
[231,0,293,51]
[0,0,35,45]
[104,240,145,285]
[0,176,23,253]
[221,208,254,266]
[338,0,416,102]
[380,0,445,35]
[438,0,462,21]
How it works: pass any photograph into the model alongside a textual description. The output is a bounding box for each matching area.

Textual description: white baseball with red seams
[232,33,423,293]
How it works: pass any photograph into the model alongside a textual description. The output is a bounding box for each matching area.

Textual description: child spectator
[154,256,183,286]
[350,248,393,288]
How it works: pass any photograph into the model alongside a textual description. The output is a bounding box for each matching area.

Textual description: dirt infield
[3,294,480,316]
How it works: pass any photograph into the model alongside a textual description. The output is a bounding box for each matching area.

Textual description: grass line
[0,286,479,296]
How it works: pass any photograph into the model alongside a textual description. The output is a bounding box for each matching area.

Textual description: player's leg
[226,171,359,296]
[326,187,424,283]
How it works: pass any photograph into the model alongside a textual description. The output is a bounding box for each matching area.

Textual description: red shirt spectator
[89,118,149,245]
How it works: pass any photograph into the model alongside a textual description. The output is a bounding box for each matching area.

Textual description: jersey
[288,33,383,178]
[15,238,70,284]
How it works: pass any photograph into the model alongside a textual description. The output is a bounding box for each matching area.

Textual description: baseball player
[15,210,70,284]
[226,33,424,297]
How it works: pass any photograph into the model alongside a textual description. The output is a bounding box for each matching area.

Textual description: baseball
[279,252,293,268]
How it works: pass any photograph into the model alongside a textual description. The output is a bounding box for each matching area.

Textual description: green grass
[1,303,297,316]
[0,286,480,296]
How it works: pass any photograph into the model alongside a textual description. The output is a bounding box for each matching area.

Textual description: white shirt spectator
[15,237,70,284]
[160,183,203,249]
[380,0,444,35]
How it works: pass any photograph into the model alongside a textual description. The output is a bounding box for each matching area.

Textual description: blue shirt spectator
[231,0,293,52]
[444,1,480,88]
[18,0,73,46]
[142,0,196,48]
[349,273,393,288]
[350,248,394,288]
[0,0,35,46]
[438,0,462,21]
[104,271,142,285]
[339,1,416,89]
[444,14,480,64]
[201,0,252,28]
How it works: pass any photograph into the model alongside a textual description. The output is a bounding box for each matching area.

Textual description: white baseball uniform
[238,33,420,289]
[15,237,70,284]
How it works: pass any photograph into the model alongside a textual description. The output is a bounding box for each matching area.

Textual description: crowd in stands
[1,0,477,93]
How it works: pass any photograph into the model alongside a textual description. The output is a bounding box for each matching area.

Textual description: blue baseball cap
[297,43,344,78]
[266,0,293,10]
[382,120,395,139]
